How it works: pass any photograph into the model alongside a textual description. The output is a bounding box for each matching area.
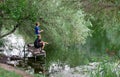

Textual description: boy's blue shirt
[35,26,40,34]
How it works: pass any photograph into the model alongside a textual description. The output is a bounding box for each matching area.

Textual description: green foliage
[1,0,38,20]
[90,62,119,77]
[83,0,120,54]
[0,0,39,40]
[37,0,92,65]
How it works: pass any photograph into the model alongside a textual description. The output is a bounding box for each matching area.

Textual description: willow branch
[0,22,20,38]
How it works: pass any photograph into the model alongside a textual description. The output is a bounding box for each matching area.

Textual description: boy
[34,22,43,36]
[34,35,48,50]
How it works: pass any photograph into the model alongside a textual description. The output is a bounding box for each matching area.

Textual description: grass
[90,61,120,77]
[0,67,22,77]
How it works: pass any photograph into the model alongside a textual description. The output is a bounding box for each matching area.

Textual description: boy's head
[36,22,40,26]
[37,34,41,39]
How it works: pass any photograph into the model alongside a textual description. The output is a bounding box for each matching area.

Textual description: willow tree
[32,0,92,65]
[81,0,120,53]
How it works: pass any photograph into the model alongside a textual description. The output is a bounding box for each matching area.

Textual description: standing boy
[34,22,43,36]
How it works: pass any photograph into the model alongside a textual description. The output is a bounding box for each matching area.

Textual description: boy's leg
[42,42,45,49]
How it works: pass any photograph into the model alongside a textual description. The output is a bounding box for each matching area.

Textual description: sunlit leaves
[1,0,38,20]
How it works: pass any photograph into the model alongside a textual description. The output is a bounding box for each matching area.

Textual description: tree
[35,0,92,63]
[0,0,39,39]
[81,0,120,52]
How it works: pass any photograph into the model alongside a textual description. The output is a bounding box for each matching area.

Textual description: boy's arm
[39,30,44,33]
[41,41,48,44]
[44,42,49,44]
[38,30,43,33]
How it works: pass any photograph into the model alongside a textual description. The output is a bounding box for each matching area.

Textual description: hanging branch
[0,14,31,39]
[0,22,20,39]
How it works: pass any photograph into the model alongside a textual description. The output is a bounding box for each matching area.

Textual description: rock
[0,47,4,52]
[10,55,22,60]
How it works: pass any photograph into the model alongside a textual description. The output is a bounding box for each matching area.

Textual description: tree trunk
[0,19,2,37]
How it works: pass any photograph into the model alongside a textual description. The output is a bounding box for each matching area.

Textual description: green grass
[90,62,120,77]
[0,67,22,77]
